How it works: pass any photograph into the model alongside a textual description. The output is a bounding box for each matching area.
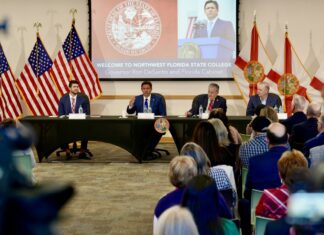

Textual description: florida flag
[267,31,313,116]
[309,62,324,103]
[233,20,275,104]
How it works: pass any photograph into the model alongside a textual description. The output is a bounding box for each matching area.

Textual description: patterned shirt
[255,184,289,219]
[239,133,268,168]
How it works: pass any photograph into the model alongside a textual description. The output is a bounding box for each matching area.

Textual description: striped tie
[71,97,75,113]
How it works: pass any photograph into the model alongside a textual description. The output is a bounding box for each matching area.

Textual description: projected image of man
[193,0,235,42]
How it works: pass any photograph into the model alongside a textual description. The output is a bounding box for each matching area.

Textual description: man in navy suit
[127,81,166,160]
[58,80,89,159]
[246,82,282,116]
[193,0,235,42]
[186,83,227,116]
[281,94,307,134]
[304,114,324,157]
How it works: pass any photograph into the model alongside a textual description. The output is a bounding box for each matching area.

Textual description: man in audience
[246,82,282,116]
[289,102,321,151]
[186,83,227,116]
[58,80,90,159]
[282,94,307,135]
[304,114,324,157]
[239,116,271,168]
[127,80,166,115]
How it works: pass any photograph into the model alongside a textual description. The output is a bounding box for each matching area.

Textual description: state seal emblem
[154,118,169,134]
[105,0,162,56]
[243,61,265,84]
[277,73,300,96]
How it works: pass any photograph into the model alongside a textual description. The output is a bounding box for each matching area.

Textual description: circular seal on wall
[154,118,169,134]
[243,61,265,84]
[277,73,300,96]
[105,0,162,56]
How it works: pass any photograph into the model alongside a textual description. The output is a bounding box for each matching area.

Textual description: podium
[178,37,235,61]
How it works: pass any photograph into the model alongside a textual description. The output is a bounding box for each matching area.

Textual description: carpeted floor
[34,142,178,235]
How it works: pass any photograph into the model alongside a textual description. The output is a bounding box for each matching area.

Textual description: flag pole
[284,23,288,113]
[68,9,77,81]
[33,22,42,95]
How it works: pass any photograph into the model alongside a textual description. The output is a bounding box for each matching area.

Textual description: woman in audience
[181,175,239,235]
[155,206,199,235]
[256,149,308,219]
[260,106,279,122]
[246,104,266,135]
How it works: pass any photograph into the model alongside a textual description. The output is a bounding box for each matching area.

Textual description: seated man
[186,83,227,116]
[246,81,282,116]
[127,81,166,160]
[58,80,90,159]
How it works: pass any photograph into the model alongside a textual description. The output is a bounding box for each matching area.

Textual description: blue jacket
[304,132,324,157]
[58,93,89,116]
[281,111,307,134]
[246,93,282,116]
[126,94,166,116]
[189,94,227,115]
[244,146,288,200]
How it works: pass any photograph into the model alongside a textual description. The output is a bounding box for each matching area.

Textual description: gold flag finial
[69,9,77,25]
[33,22,42,36]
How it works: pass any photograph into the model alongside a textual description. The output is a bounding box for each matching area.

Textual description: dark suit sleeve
[224,21,235,42]
[188,97,199,115]
[81,97,89,115]
[244,158,253,200]
[158,96,167,116]
[127,105,136,114]
[275,94,282,108]
[58,98,65,116]
[246,98,255,116]
[219,97,227,113]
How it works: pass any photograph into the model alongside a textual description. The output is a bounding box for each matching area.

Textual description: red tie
[71,97,76,113]
[208,99,214,112]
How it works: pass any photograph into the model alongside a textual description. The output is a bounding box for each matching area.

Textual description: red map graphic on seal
[105,0,162,56]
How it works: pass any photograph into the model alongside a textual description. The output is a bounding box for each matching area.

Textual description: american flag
[51,24,102,100]
[16,36,59,116]
[0,44,23,121]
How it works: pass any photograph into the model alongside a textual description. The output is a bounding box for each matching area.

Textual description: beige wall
[1,0,323,116]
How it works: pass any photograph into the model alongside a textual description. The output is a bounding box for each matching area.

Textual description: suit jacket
[246,93,282,116]
[281,111,307,134]
[58,93,89,116]
[189,94,227,115]
[193,18,235,42]
[244,146,287,200]
[304,132,324,157]
[289,118,319,151]
[264,216,291,235]
[126,94,166,116]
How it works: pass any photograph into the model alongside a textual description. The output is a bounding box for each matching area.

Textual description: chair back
[191,94,205,114]
[13,154,33,181]
[255,216,275,235]
[151,93,167,115]
[78,92,91,115]
[251,189,263,225]
[240,133,251,142]
[309,145,324,166]
[241,167,248,198]
[219,189,236,212]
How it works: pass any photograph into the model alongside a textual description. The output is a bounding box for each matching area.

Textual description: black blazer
[189,94,227,115]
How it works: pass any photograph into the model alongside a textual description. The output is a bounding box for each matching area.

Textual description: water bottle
[143,107,148,113]
[278,106,283,113]
[78,105,83,114]
[274,105,278,113]
[147,106,152,113]
[198,105,203,118]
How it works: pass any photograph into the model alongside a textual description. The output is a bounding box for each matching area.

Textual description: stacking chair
[13,153,33,182]
[255,216,275,235]
[250,189,263,225]
[241,167,248,198]
[240,133,251,142]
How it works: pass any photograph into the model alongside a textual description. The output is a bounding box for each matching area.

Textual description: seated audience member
[186,83,227,116]
[256,150,308,219]
[281,94,307,135]
[208,109,242,145]
[126,80,166,160]
[181,175,239,235]
[260,106,279,122]
[58,80,90,159]
[154,156,197,229]
[246,81,282,116]
[155,206,199,235]
[304,114,324,157]
[180,142,237,209]
[246,104,266,135]
[239,116,271,168]
[289,102,321,151]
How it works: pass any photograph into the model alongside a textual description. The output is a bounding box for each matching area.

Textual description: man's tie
[207,21,213,37]
[144,98,148,110]
[208,99,214,112]
[71,97,76,113]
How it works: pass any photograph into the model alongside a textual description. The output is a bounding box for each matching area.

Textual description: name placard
[137,113,155,119]
[68,113,86,119]
[201,113,209,119]
[278,113,288,120]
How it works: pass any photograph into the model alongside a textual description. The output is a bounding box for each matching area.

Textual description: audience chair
[240,133,251,142]
[250,189,263,225]
[255,216,275,235]
[219,189,236,216]
[309,145,324,166]
[13,153,33,182]
[241,167,248,198]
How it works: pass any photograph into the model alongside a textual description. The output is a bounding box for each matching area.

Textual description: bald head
[267,122,288,146]
[306,102,321,118]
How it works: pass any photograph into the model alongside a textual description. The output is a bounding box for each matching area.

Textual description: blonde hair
[260,106,279,122]
[208,118,230,147]
[156,206,199,235]
[169,156,198,188]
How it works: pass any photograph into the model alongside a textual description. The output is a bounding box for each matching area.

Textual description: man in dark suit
[281,94,307,134]
[186,83,227,116]
[304,115,324,157]
[246,81,282,116]
[127,81,166,116]
[289,102,321,152]
[127,81,166,160]
[58,80,90,159]
[193,0,235,42]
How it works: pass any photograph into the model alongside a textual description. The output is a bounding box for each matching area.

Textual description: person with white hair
[246,81,282,116]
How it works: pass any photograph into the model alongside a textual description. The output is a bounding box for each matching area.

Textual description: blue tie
[144,98,148,110]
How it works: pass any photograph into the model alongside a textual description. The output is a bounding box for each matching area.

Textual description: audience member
[181,175,239,235]
[281,94,307,135]
[245,104,266,135]
[239,116,271,168]
[246,82,282,116]
[260,106,279,122]
[289,102,321,151]
[304,114,324,157]
[155,206,199,235]
[256,150,308,219]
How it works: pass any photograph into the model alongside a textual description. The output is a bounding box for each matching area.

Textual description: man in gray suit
[193,0,235,42]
